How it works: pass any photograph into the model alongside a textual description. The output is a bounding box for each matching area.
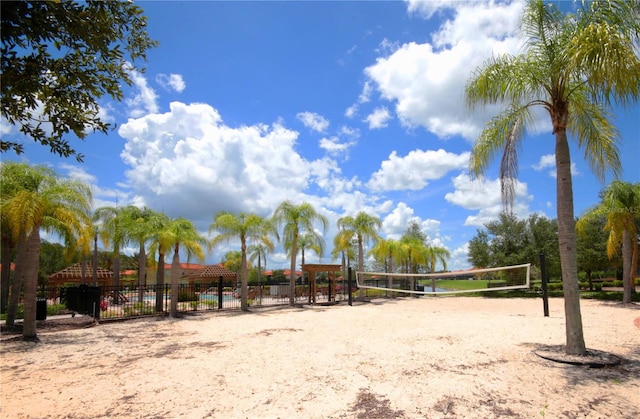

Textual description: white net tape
[355,263,531,296]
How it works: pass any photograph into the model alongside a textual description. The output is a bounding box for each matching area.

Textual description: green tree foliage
[38,240,76,285]
[403,220,427,244]
[465,0,640,355]
[1,0,157,160]
[467,213,560,278]
[578,181,640,302]
[576,213,612,289]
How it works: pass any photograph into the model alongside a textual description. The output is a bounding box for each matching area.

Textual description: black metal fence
[35,280,355,321]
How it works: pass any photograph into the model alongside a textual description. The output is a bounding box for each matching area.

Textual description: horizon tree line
[1,160,454,339]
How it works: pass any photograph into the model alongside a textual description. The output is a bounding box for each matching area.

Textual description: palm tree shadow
[529,342,640,386]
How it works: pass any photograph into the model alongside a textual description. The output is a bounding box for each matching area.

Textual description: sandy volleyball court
[1,297,639,418]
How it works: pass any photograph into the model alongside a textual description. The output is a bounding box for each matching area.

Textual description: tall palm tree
[578,181,639,303]
[166,217,206,317]
[296,231,325,289]
[121,206,159,304]
[465,0,640,355]
[272,201,328,306]
[332,228,356,287]
[1,162,92,339]
[248,241,274,304]
[337,211,382,299]
[0,161,28,314]
[93,206,127,301]
[148,212,172,312]
[210,212,276,311]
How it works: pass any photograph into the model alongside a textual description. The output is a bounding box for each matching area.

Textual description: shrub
[178,290,198,302]
[46,303,68,316]
[547,282,563,291]
[123,302,152,317]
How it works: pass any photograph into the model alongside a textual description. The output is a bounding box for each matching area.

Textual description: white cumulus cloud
[364,0,524,141]
[118,101,340,226]
[126,69,159,118]
[444,173,532,227]
[156,73,186,93]
[296,111,329,133]
[368,148,470,191]
[364,106,392,130]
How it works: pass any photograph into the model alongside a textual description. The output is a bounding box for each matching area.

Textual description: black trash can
[36,299,47,320]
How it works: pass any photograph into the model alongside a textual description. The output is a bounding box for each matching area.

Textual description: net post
[539,253,549,317]
[218,276,224,310]
[348,267,353,306]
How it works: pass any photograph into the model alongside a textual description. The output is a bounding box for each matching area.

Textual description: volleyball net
[354,263,531,296]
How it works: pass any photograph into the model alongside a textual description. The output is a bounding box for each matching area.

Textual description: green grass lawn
[430,279,490,291]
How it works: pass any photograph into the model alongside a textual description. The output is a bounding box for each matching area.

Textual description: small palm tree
[397,236,427,292]
[272,201,328,306]
[425,245,451,273]
[1,162,92,339]
[248,242,274,304]
[210,212,276,311]
[369,238,401,296]
[465,0,640,355]
[577,181,639,303]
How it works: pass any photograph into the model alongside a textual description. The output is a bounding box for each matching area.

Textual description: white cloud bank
[119,101,331,225]
[365,0,524,140]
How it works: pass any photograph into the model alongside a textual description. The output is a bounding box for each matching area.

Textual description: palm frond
[568,89,622,182]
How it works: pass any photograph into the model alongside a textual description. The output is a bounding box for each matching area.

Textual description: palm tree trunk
[92,233,98,286]
[240,239,248,311]
[22,227,41,340]
[113,251,120,305]
[555,129,587,356]
[358,237,364,300]
[1,233,15,314]
[257,254,262,305]
[156,252,165,312]
[5,233,27,327]
[622,229,632,303]
[138,242,146,304]
[170,244,180,317]
[387,251,394,298]
[289,240,298,306]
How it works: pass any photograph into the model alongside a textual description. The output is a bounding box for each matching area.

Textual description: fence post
[539,252,549,317]
[218,276,223,310]
[165,283,170,313]
[348,267,353,306]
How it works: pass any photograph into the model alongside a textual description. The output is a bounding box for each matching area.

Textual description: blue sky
[3,0,639,271]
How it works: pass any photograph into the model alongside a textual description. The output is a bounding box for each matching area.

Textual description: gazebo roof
[182,264,237,279]
[301,263,342,273]
[49,263,113,280]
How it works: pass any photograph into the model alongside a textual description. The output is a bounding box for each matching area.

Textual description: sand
[1,297,639,419]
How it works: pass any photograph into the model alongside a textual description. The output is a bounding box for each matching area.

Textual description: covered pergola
[181,265,237,286]
[49,263,114,287]
[301,263,341,304]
